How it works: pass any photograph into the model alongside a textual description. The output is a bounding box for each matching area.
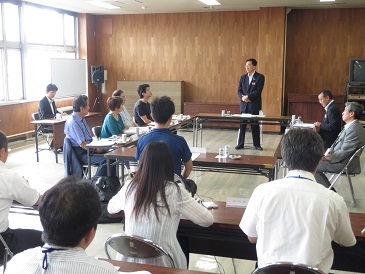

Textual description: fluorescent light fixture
[87,1,121,9]
[199,0,221,6]
[320,0,335,2]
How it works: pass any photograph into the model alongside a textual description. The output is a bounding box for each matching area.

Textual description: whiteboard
[51,59,87,98]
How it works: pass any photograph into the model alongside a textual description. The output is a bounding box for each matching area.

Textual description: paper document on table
[232,114,252,117]
[192,153,200,161]
[226,197,249,207]
[88,139,116,147]
[293,123,315,129]
[119,271,151,274]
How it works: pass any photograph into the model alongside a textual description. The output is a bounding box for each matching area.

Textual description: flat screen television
[349,58,365,86]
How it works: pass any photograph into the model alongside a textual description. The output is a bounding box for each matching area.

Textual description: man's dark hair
[281,128,323,172]
[46,83,58,93]
[246,58,257,66]
[112,89,123,97]
[345,101,364,120]
[73,94,88,112]
[39,176,102,247]
[0,131,8,149]
[107,96,123,111]
[320,89,333,99]
[137,84,150,98]
[151,96,175,124]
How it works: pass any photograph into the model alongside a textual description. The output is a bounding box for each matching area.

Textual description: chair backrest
[92,126,102,140]
[63,137,83,178]
[252,262,325,274]
[31,112,40,121]
[344,144,365,172]
[104,233,175,268]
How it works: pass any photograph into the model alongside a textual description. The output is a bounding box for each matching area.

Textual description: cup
[221,110,226,116]
[56,113,62,120]
[121,134,127,142]
[226,111,231,116]
[180,114,184,119]
[135,127,140,135]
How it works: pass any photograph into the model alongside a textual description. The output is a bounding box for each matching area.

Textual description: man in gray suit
[315,102,365,188]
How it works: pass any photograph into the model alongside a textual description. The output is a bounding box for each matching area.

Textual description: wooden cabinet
[346,83,365,119]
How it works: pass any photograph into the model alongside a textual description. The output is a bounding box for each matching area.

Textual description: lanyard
[42,247,66,269]
[286,175,314,182]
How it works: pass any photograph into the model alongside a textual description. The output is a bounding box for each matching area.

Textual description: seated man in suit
[313,90,342,149]
[4,176,119,274]
[135,96,192,180]
[133,84,154,127]
[64,95,115,177]
[0,131,43,263]
[315,101,365,188]
[240,128,356,273]
[38,83,60,120]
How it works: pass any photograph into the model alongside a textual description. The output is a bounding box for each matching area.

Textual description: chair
[31,112,53,149]
[328,144,365,207]
[252,262,325,274]
[63,137,97,179]
[104,233,175,268]
[92,126,102,140]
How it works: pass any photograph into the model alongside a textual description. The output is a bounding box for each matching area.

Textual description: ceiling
[20,0,365,15]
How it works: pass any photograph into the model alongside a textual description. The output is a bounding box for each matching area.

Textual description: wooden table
[193,113,291,147]
[111,201,365,272]
[104,148,277,181]
[102,259,208,274]
[30,112,103,163]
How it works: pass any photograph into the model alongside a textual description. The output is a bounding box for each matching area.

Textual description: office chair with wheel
[327,144,365,207]
[31,112,53,149]
[92,126,102,140]
[252,262,325,274]
[104,233,175,268]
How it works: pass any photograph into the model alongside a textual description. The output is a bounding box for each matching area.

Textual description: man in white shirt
[240,128,356,273]
[0,131,43,264]
[5,176,119,274]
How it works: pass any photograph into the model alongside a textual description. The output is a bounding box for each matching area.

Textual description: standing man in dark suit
[38,83,60,120]
[236,58,265,151]
[313,90,342,149]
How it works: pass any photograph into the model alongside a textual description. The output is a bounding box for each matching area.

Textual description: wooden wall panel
[0,98,73,138]
[95,11,262,107]
[285,8,365,103]
[258,7,285,131]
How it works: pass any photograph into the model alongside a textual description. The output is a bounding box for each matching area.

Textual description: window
[0,2,78,103]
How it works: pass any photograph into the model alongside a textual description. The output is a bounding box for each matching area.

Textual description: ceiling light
[199,0,221,6]
[320,0,335,2]
[86,1,121,9]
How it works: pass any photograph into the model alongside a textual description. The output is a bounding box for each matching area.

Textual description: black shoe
[235,144,244,149]
[254,145,263,151]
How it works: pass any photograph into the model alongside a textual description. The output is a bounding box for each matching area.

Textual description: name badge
[251,82,256,86]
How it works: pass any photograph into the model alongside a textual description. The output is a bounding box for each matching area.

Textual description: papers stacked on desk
[292,123,315,129]
[232,114,266,117]
[88,139,117,147]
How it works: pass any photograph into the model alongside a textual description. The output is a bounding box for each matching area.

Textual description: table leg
[107,158,111,177]
[87,148,91,179]
[34,126,39,162]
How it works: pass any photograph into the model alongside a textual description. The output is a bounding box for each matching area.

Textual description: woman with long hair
[108,141,214,269]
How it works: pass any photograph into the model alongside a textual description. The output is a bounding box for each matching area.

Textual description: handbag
[90,176,121,202]
[89,176,123,223]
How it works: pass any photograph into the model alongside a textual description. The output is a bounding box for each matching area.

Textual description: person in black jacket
[38,83,60,120]
[313,90,342,149]
[236,58,265,151]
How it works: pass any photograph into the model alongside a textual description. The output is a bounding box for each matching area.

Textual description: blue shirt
[100,113,125,138]
[135,128,192,177]
[64,112,93,147]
